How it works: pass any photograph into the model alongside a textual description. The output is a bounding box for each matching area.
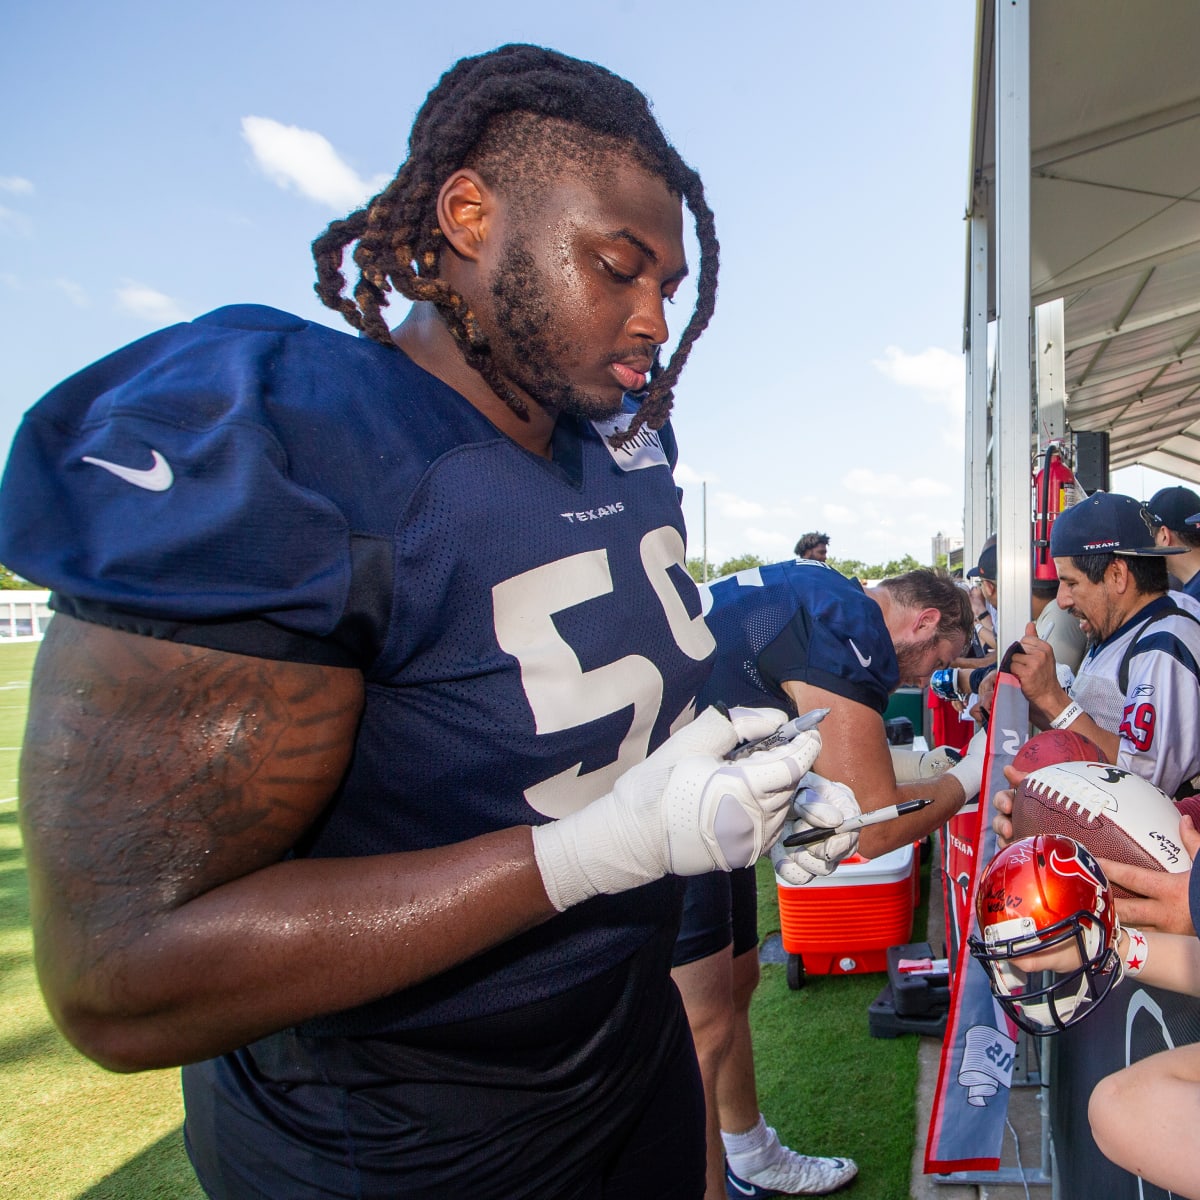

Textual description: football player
[672,560,978,1197]
[0,45,831,1200]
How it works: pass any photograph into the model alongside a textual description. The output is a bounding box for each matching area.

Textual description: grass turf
[0,637,926,1197]
[751,856,925,1199]
[0,641,203,1199]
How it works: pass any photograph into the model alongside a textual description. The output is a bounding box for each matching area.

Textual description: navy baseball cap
[966,542,997,580]
[1147,486,1200,533]
[1050,492,1184,557]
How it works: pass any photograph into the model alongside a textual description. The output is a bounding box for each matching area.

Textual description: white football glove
[532,707,821,911]
[946,726,988,800]
[889,744,962,783]
[770,773,861,886]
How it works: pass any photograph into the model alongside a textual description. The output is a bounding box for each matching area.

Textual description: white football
[1012,761,1191,894]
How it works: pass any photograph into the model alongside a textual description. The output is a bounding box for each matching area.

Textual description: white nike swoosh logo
[82,450,174,492]
[849,639,872,667]
[727,1177,757,1197]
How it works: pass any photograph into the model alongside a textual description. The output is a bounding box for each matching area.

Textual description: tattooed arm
[21,615,556,1071]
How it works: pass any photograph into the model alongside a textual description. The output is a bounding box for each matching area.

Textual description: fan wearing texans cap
[1147,485,1200,601]
[994,494,1200,846]
[944,539,1087,714]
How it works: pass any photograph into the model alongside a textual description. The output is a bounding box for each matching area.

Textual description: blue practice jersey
[697,559,898,714]
[0,305,715,1033]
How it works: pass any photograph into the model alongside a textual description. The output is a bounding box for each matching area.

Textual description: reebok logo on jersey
[82,450,174,492]
[848,638,872,668]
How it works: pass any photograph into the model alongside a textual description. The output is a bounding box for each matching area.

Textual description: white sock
[722,1114,775,1176]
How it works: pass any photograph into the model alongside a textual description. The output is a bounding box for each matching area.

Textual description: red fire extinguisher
[1033,442,1077,581]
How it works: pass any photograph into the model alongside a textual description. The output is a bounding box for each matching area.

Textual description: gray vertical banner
[925,668,1028,1172]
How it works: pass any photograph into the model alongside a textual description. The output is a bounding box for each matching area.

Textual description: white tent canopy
[969,0,1200,482]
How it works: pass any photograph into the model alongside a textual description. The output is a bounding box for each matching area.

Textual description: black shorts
[671,866,759,968]
[182,924,705,1200]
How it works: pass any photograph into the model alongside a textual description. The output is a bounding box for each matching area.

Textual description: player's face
[478,163,688,420]
[1053,558,1118,642]
[894,633,964,688]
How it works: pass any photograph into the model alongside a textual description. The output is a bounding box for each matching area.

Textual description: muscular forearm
[37,828,556,1071]
[21,617,563,1071]
[857,775,967,859]
[1019,664,1121,762]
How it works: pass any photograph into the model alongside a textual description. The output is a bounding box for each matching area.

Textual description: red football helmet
[968,834,1122,1035]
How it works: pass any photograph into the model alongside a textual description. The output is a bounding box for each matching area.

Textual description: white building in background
[0,591,51,640]
[931,531,963,565]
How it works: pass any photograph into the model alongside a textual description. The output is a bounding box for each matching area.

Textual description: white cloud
[0,205,32,235]
[673,461,711,486]
[54,279,89,308]
[843,466,952,499]
[714,492,767,520]
[116,282,187,325]
[0,176,33,194]
[742,526,795,554]
[821,503,857,523]
[711,490,802,522]
[872,345,963,416]
[241,116,390,210]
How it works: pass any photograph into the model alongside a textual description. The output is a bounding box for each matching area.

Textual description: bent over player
[0,46,827,1200]
[673,560,978,1198]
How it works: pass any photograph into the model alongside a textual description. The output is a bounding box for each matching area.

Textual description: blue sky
[0,1,1174,568]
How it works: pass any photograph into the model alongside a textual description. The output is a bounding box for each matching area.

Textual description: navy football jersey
[0,305,715,1032]
[697,559,897,714]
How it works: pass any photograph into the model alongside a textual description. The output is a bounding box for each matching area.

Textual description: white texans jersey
[1070,596,1200,796]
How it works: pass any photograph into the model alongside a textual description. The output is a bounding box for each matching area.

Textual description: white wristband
[1122,926,1148,976]
[1049,700,1083,730]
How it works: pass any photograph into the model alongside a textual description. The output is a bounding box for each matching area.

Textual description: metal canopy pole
[1035,299,1068,444]
[993,0,1033,656]
[965,213,990,569]
[941,2,1050,1191]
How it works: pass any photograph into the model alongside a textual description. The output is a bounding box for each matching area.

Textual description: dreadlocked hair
[312,43,718,443]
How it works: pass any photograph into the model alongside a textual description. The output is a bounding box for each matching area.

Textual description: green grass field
[0,638,922,1198]
[0,641,202,1200]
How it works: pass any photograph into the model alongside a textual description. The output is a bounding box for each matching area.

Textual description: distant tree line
[686,552,928,585]
[0,563,40,589]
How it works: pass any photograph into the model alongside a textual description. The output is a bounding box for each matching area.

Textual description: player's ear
[436,169,494,262]
[914,606,941,636]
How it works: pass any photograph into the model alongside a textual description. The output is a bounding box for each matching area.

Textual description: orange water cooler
[776,842,920,990]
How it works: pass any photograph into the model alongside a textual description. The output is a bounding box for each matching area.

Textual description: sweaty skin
[395,162,687,458]
[20,162,691,1072]
[23,617,554,1070]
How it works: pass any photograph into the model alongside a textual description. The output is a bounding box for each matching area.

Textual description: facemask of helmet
[968,834,1122,1035]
